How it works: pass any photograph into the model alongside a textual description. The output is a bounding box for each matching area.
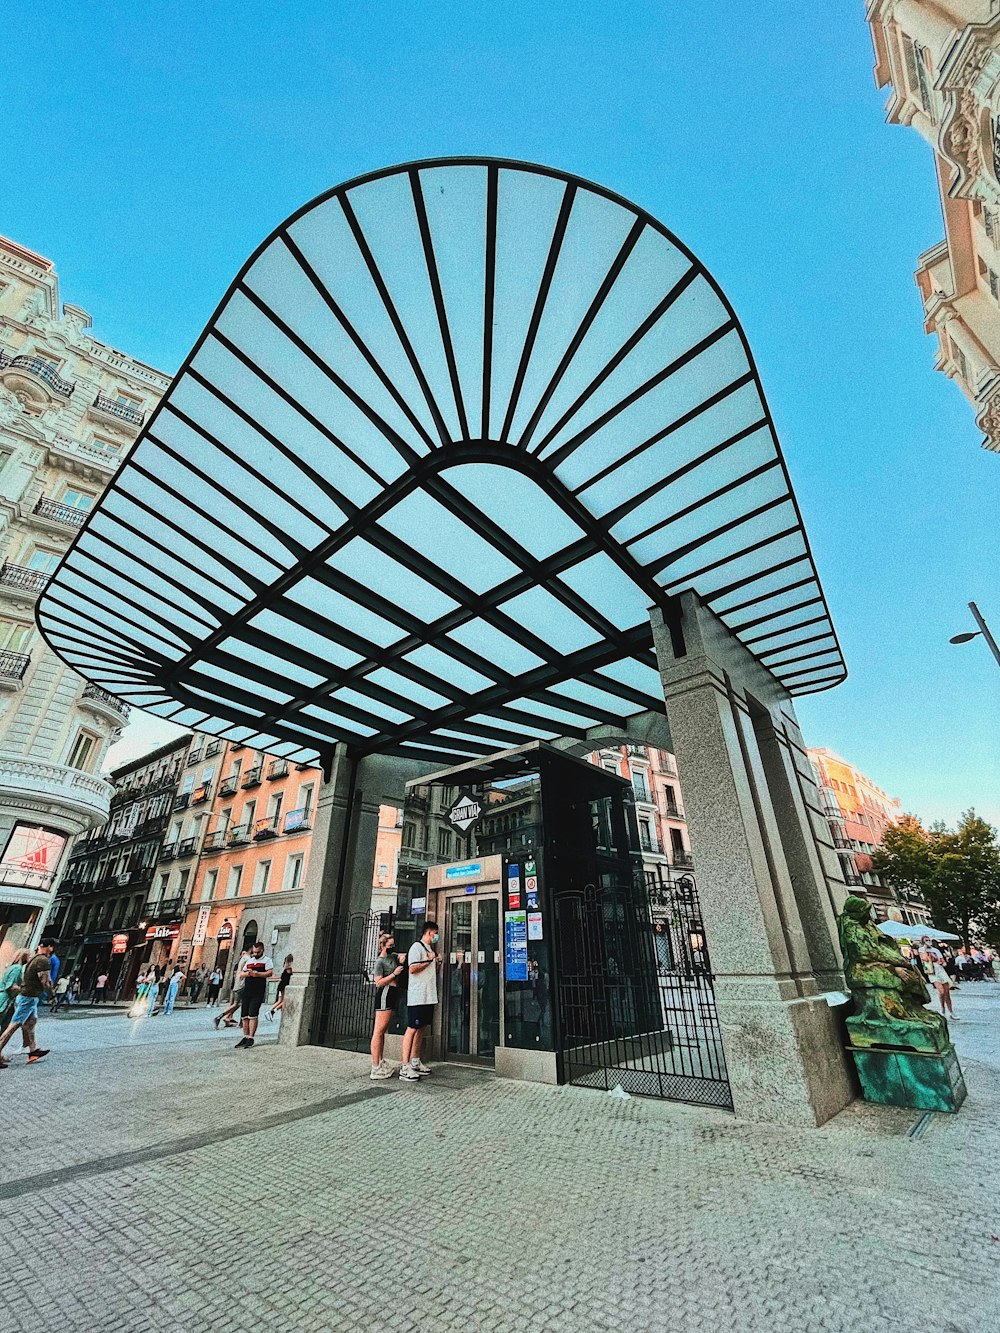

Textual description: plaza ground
[2,991,999,1333]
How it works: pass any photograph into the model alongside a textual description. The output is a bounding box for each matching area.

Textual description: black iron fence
[316,909,397,1051]
[555,864,732,1109]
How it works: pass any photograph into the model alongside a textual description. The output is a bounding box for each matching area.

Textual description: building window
[298,782,315,818]
[0,619,32,652]
[202,868,218,902]
[66,730,98,772]
[253,860,272,894]
[437,828,452,859]
[226,865,243,897]
[284,854,304,891]
[60,487,95,512]
[27,548,60,573]
[177,867,191,899]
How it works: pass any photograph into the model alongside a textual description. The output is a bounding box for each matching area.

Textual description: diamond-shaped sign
[447,789,482,833]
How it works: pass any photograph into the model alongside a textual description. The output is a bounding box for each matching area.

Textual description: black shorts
[240,983,266,1020]
[375,985,397,1014]
[406,1003,435,1030]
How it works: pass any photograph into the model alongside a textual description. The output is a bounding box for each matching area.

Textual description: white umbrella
[877,920,960,942]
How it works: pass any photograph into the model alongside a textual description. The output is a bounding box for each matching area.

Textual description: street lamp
[949,601,1000,668]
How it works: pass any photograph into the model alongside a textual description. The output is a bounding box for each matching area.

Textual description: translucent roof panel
[37,157,845,766]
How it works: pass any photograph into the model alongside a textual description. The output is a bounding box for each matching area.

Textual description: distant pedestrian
[188,965,206,1004]
[213,950,248,1029]
[399,920,441,1081]
[163,966,183,1015]
[925,951,956,1020]
[51,974,71,1012]
[93,972,109,1004]
[269,954,294,1021]
[235,942,273,1049]
[0,948,31,1033]
[369,935,403,1079]
[207,968,222,1005]
[0,937,58,1068]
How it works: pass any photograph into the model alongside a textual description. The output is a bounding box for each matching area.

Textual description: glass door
[443,892,500,1065]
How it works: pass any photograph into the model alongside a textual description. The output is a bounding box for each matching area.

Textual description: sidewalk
[1,990,998,1332]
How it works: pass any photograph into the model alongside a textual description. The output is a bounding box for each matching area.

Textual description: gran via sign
[446,789,482,833]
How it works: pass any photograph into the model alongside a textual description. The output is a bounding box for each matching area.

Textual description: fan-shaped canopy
[38,158,845,766]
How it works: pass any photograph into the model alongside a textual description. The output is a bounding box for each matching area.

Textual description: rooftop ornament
[37,158,846,766]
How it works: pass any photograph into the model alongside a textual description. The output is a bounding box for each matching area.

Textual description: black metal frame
[556,864,732,1110]
[37,158,846,767]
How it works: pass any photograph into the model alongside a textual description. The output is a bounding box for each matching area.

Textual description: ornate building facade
[867,2,1000,453]
[0,236,169,965]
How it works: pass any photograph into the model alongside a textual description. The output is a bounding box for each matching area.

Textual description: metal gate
[318,909,398,1051]
[555,865,732,1109]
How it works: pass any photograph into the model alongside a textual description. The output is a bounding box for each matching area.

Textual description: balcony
[92,392,144,426]
[159,841,177,861]
[242,765,263,788]
[625,744,647,757]
[205,739,222,758]
[662,803,684,821]
[80,681,131,721]
[173,793,191,811]
[202,829,228,852]
[178,836,198,856]
[0,757,113,834]
[671,851,694,869]
[0,649,30,686]
[146,895,183,923]
[253,815,280,840]
[191,783,211,805]
[227,823,251,846]
[0,350,75,397]
[33,496,88,528]
[186,749,203,766]
[218,776,239,797]
[632,786,654,805]
[0,562,51,596]
[267,759,289,779]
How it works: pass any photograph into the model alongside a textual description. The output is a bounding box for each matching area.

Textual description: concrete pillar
[650,593,854,1126]
[279,747,436,1048]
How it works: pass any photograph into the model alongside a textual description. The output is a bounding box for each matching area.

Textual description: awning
[37,158,846,766]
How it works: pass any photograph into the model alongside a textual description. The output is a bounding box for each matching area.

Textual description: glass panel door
[445,898,472,1058]
[476,897,500,1059]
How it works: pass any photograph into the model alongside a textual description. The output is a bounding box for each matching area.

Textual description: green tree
[922,810,1000,949]
[871,814,934,901]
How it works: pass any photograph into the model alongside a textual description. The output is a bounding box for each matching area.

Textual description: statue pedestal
[849,1045,967,1113]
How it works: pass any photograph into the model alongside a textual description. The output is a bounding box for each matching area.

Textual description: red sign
[216,921,234,941]
[145,923,180,940]
[111,933,129,954]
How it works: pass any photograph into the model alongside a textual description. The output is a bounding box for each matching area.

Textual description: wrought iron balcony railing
[267,759,289,779]
[159,841,177,861]
[178,836,198,856]
[662,803,684,820]
[205,740,222,757]
[0,350,75,396]
[253,815,280,840]
[218,776,239,796]
[242,765,263,787]
[0,562,51,594]
[173,793,190,811]
[0,649,30,681]
[186,749,203,766]
[227,823,251,846]
[33,497,87,528]
[81,681,131,719]
[202,829,228,852]
[92,392,145,425]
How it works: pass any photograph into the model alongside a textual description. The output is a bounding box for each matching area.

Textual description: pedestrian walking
[269,954,294,1020]
[93,972,109,1004]
[147,966,163,1017]
[0,948,31,1033]
[206,968,222,1005]
[188,965,206,1004]
[163,966,183,1015]
[369,934,403,1079]
[213,950,248,1029]
[235,942,273,1049]
[399,920,441,1081]
[0,937,57,1068]
[51,973,71,1012]
[925,950,957,1020]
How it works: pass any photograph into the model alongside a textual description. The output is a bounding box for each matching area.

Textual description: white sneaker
[398,1065,421,1081]
[411,1059,432,1075]
[370,1061,394,1080]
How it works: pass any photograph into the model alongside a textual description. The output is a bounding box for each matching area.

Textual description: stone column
[650,593,854,1126]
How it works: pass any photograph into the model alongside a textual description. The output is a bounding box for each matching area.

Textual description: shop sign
[145,923,180,940]
[283,807,308,832]
[445,862,481,881]
[111,933,129,954]
[192,904,212,947]
[0,823,67,893]
[446,790,482,833]
[216,920,234,941]
[504,910,528,981]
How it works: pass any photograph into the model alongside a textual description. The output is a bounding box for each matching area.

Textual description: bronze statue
[838,896,949,1054]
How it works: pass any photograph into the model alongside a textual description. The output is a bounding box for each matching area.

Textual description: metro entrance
[440,890,501,1065]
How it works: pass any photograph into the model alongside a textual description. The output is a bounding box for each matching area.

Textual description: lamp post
[949,601,1000,668]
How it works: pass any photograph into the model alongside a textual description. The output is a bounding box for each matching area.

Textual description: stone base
[850,1045,967,1113]
[495,1046,559,1085]
[716,987,856,1126]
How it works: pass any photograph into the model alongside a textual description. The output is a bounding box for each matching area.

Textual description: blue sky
[7,2,997,824]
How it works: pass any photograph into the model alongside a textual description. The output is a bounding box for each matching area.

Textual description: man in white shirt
[399,921,441,1081]
[235,942,273,1049]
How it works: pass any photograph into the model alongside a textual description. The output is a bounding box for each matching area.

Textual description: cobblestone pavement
[2,989,999,1333]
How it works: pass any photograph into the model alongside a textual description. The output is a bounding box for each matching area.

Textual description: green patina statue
[838,895,949,1054]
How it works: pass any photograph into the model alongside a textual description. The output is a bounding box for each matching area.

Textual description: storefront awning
[38,158,846,766]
